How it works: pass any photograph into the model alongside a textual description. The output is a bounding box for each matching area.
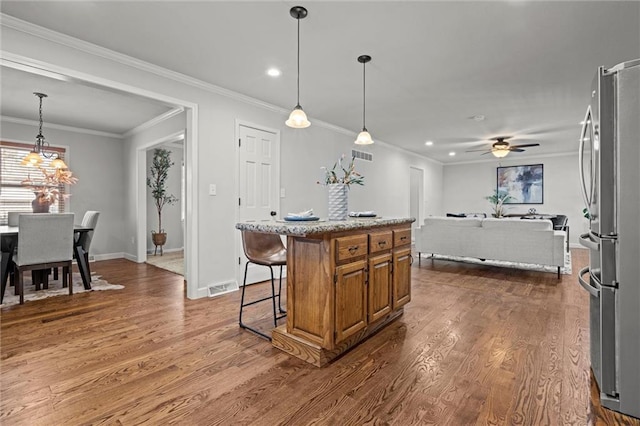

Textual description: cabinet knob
[348,246,359,254]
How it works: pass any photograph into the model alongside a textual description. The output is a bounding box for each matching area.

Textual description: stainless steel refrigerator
[578,58,640,419]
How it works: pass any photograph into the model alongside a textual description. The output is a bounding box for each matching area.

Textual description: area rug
[425,251,572,275]
[1,272,124,308]
[145,250,184,276]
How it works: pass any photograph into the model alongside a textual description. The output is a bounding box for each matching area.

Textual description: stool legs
[239,261,287,341]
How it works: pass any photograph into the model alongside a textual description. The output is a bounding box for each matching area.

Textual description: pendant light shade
[286,6,310,129]
[492,148,510,158]
[355,55,373,145]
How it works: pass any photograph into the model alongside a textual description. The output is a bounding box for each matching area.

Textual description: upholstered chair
[14,213,74,304]
[239,231,287,340]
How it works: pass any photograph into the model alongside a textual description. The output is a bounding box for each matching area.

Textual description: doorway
[409,167,424,237]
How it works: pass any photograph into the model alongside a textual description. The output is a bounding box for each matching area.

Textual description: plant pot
[327,183,348,221]
[31,197,51,213]
[152,232,167,255]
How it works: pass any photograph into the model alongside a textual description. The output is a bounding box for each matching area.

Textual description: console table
[235,217,414,366]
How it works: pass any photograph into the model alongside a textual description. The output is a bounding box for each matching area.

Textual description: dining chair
[239,231,287,340]
[14,213,74,305]
[76,210,100,277]
[53,210,100,281]
[8,212,23,226]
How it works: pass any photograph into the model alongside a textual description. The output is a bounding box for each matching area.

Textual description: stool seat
[239,231,287,340]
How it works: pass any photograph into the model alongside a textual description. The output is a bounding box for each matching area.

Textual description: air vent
[208,281,238,297]
[351,149,373,162]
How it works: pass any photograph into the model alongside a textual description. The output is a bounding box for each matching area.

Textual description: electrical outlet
[209,184,217,196]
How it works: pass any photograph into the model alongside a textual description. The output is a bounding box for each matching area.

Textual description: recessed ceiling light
[425,141,433,146]
[449,151,456,156]
[267,68,281,77]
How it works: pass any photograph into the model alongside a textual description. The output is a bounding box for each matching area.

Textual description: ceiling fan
[466,137,540,158]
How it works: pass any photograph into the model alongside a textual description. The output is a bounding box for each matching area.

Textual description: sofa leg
[418,252,421,266]
[557,266,560,279]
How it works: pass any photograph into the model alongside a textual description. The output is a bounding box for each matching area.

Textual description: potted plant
[147,148,178,255]
[22,166,78,213]
[485,189,514,218]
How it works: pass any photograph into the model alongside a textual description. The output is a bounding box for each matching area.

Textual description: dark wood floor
[1,249,638,425]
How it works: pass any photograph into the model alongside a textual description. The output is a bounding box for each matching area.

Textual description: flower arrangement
[318,154,364,188]
[485,189,514,218]
[22,166,78,211]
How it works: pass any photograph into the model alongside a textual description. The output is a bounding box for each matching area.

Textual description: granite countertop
[235,217,415,236]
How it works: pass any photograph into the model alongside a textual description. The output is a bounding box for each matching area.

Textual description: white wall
[146,146,183,253]
[0,119,126,257]
[442,153,587,246]
[2,22,444,299]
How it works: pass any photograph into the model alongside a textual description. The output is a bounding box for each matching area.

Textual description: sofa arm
[553,230,567,261]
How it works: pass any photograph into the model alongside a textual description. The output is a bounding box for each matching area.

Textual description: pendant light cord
[362,61,366,129]
[296,16,301,106]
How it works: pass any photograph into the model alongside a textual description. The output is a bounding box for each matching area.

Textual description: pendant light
[355,55,373,145]
[285,6,311,129]
[21,92,69,169]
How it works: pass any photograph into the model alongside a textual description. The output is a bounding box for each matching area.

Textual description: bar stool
[239,231,287,340]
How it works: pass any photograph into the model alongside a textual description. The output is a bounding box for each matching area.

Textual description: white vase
[327,183,348,221]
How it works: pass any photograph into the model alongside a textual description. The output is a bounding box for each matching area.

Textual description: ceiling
[1,1,639,163]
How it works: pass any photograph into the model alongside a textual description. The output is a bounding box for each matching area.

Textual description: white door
[238,124,281,285]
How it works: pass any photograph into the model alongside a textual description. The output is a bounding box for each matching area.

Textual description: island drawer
[335,235,368,262]
[369,231,393,254]
[393,228,411,247]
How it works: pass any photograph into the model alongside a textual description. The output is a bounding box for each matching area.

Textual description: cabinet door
[335,260,368,344]
[368,253,393,323]
[393,247,412,309]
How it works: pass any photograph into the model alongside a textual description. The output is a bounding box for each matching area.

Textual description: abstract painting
[497,164,544,204]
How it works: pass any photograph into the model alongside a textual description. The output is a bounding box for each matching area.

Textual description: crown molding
[444,150,577,166]
[1,116,123,139]
[1,13,439,164]
[122,107,184,138]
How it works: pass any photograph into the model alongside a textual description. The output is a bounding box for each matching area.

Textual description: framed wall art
[496,164,544,204]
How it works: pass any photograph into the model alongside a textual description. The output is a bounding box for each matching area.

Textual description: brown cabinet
[269,221,413,366]
[335,259,368,344]
[368,252,393,323]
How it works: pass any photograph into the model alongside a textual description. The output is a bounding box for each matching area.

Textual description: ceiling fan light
[492,148,510,158]
[21,151,43,166]
[355,129,373,145]
[285,105,311,128]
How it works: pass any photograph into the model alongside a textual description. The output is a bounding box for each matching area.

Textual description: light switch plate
[280,188,286,198]
[209,184,217,196]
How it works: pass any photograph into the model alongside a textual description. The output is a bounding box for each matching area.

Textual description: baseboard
[93,252,127,261]
[146,247,184,255]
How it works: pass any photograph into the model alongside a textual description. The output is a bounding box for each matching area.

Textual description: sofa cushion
[423,217,483,227]
[481,217,552,231]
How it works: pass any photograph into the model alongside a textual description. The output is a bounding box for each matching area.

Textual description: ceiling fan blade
[509,143,540,149]
[465,148,491,153]
[480,151,493,155]
[509,148,525,152]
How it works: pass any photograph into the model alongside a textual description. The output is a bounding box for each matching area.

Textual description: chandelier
[21,92,68,169]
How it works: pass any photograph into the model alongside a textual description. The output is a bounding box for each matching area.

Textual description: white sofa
[415,217,567,277]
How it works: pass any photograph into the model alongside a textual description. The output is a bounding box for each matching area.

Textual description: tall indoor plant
[147,148,178,255]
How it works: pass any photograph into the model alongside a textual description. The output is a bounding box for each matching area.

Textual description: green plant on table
[485,189,514,218]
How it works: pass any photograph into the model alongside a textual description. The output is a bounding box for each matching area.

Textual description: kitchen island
[235,217,414,366]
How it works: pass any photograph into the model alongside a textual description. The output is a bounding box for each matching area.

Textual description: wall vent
[351,149,373,162]
[208,281,239,298]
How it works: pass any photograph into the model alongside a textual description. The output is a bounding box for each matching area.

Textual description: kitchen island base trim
[273,308,404,367]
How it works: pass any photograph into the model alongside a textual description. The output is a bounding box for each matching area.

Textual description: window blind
[0,141,67,224]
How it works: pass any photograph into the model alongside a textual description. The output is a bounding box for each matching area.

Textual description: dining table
[1,225,94,304]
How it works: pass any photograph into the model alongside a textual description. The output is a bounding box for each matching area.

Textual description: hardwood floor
[1,249,638,425]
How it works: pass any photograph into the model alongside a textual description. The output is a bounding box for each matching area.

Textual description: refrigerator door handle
[578,105,593,210]
[579,232,600,251]
[578,266,600,297]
